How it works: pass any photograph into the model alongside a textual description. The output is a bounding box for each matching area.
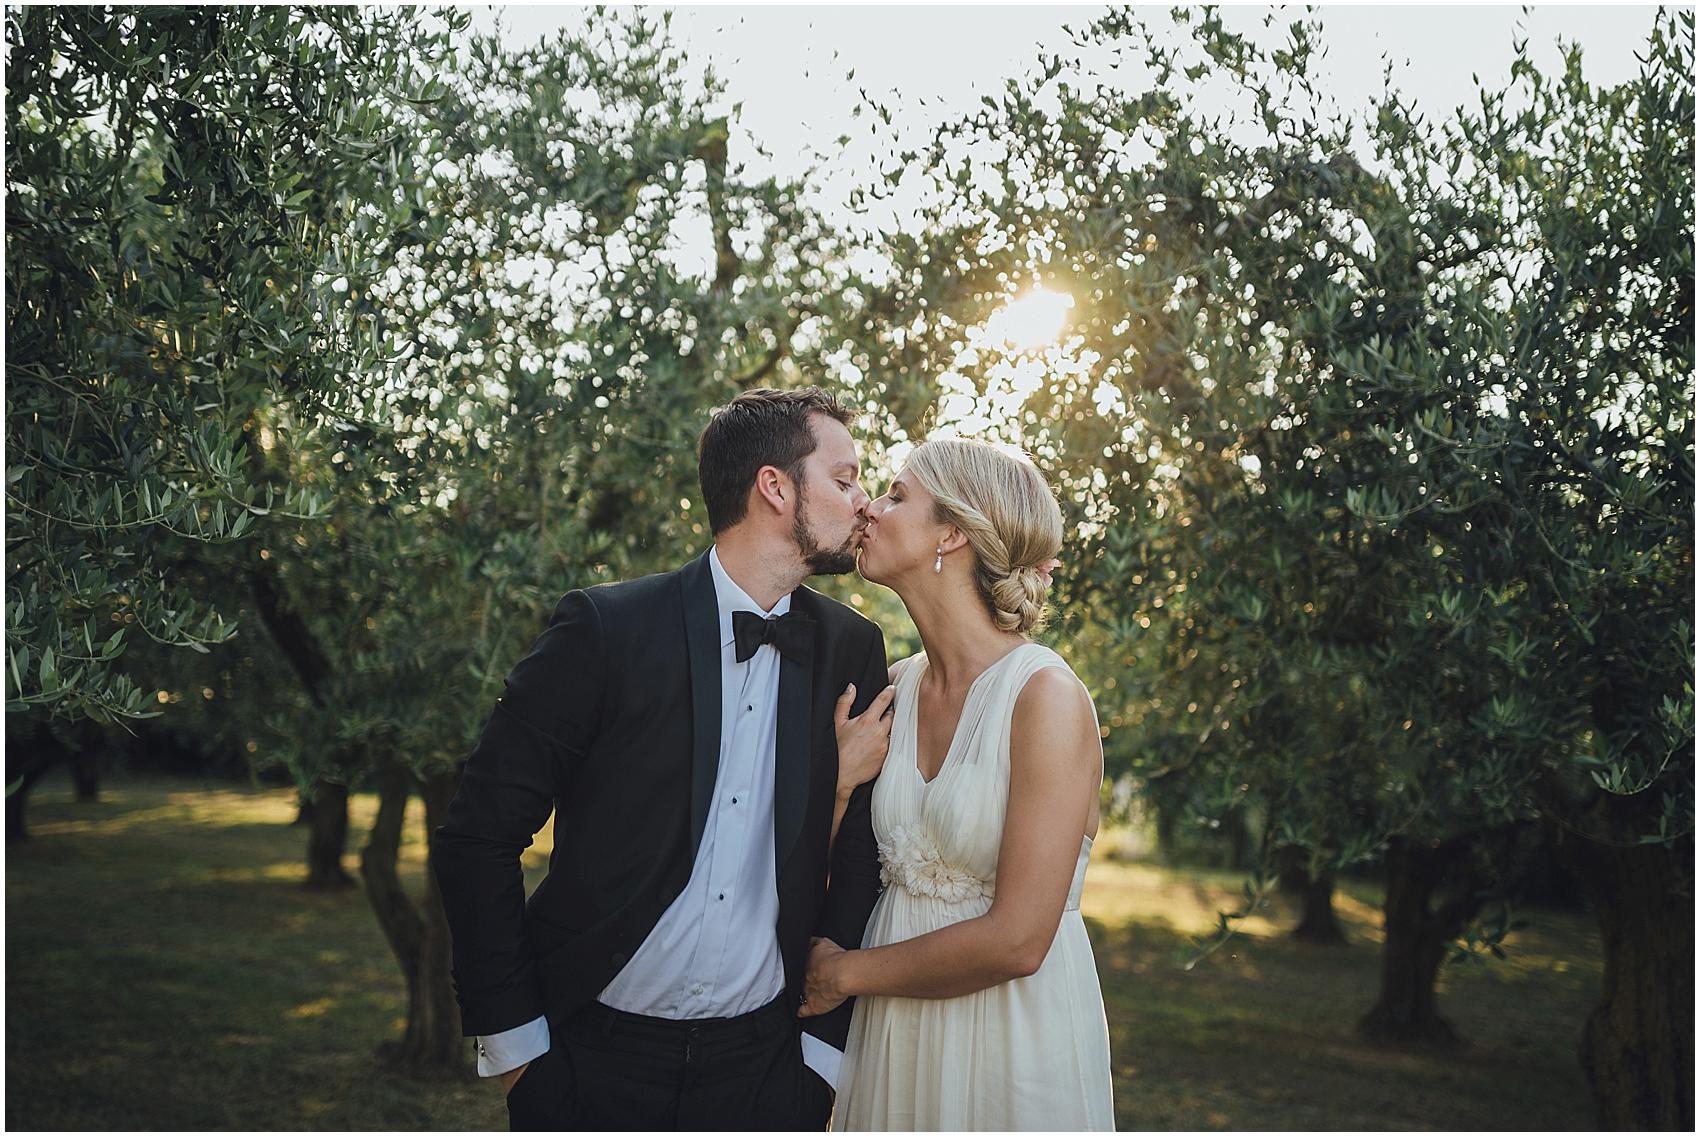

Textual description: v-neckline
[908,645,1031,787]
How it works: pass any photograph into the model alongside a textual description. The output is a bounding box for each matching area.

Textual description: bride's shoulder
[1010,651,1097,737]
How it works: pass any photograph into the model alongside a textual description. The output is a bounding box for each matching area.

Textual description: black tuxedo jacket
[433,549,888,1055]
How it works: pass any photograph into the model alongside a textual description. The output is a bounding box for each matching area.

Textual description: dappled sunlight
[25,774,548,862]
[202,861,329,885]
[1081,849,1606,1062]
[1082,857,1595,990]
[1082,860,1308,939]
[27,788,299,838]
[1326,889,1386,941]
[163,787,301,824]
[287,997,338,1019]
[1435,924,1604,996]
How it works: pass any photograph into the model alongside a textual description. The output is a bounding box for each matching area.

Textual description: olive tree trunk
[7,718,107,840]
[1277,845,1348,944]
[1556,811,1694,1129]
[1357,835,1481,1046]
[68,748,101,802]
[303,777,356,890]
[360,763,470,1076]
[5,758,53,842]
[248,560,355,888]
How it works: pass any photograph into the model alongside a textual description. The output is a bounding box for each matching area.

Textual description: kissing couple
[434,386,1114,1130]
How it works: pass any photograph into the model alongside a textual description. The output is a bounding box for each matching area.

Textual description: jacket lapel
[772,592,816,869]
[681,550,721,858]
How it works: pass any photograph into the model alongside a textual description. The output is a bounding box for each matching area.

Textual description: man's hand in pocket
[499,1061,531,1095]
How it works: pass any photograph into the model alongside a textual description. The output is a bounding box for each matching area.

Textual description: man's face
[790,415,870,576]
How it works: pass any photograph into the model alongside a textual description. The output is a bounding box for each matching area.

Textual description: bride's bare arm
[802,667,1100,1012]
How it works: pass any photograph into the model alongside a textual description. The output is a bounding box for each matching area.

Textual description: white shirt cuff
[475,1015,551,1078]
[800,1032,843,1091]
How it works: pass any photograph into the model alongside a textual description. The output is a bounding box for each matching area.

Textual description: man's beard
[793,489,859,576]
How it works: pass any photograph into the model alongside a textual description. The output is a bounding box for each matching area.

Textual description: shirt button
[731,796,738,804]
[692,984,705,996]
[746,704,754,712]
[718,893,725,901]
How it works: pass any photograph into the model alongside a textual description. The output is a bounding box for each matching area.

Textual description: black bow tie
[732,610,815,665]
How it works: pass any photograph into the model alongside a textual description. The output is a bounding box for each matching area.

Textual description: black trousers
[504,996,834,1132]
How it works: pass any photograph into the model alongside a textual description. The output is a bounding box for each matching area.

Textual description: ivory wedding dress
[833,643,1116,1131]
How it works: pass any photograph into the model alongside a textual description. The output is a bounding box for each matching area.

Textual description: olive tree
[840,7,1691,1125]
[243,9,852,1072]
[4,5,459,842]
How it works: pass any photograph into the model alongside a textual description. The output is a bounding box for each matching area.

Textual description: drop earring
[934,547,943,574]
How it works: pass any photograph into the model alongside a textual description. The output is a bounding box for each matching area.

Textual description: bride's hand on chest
[834,681,897,795]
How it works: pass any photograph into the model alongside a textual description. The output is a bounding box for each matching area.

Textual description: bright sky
[463,3,1667,446]
[469,3,1663,237]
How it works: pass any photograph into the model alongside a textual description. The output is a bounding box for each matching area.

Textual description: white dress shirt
[476,546,841,1088]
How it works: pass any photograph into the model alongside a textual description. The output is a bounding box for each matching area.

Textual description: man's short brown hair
[697,387,855,534]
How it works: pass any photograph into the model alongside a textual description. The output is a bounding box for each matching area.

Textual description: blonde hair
[906,438,1064,635]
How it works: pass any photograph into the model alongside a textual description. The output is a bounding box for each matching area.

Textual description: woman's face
[858,466,940,585]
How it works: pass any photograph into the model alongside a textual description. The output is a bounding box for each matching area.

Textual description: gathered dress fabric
[833,643,1115,1131]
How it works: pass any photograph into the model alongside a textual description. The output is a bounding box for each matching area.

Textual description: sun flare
[985,289,1074,349]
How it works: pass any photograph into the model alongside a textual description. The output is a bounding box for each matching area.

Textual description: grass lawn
[6,771,1603,1130]
[1083,863,1602,1130]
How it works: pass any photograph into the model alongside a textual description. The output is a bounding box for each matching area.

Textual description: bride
[805,437,1115,1131]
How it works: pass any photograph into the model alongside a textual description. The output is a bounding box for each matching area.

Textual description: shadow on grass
[8,772,503,1131]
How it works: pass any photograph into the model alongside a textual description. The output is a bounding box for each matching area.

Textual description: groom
[432,387,890,1130]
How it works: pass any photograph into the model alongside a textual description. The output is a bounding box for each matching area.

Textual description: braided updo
[906,438,1064,636]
